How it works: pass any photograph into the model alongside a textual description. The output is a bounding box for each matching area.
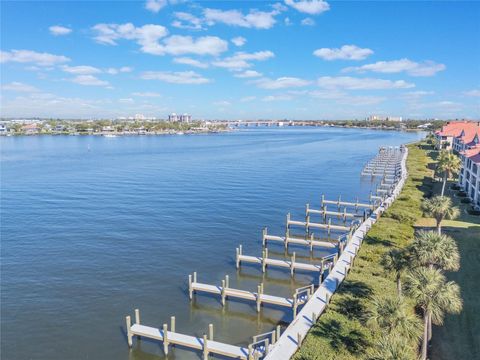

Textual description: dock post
[325,293,331,311]
[337,195,341,212]
[290,252,296,276]
[170,316,175,333]
[126,316,133,347]
[321,194,325,207]
[276,325,281,341]
[293,292,298,317]
[256,284,262,312]
[305,203,309,219]
[203,334,208,360]
[343,207,347,223]
[319,260,325,284]
[248,344,253,360]
[208,324,213,341]
[312,312,317,323]
[262,227,267,247]
[235,248,240,269]
[334,253,338,265]
[286,213,291,234]
[297,333,302,348]
[262,248,268,272]
[285,228,290,250]
[327,218,331,236]
[309,284,314,300]
[221,280,226,306]
[265,338,270,355]
[310,233,314,252]
[189,274,193,300]
[193,271,197,284]
[163,323,169,355]
[225,275,229,289]
[135,309,140,325]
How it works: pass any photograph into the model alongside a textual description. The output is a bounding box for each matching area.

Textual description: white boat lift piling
[126,309,266,359]
[262,227,339,252]
[286,213,352,236]
[236,246,336,283]
[188,272,314,317]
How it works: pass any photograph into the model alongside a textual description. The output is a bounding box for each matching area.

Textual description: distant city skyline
[1,0,479,119]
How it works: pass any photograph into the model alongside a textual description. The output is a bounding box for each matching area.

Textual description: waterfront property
[124,145,408,360]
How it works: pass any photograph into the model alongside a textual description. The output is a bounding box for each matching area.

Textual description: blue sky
[1,0,479,120]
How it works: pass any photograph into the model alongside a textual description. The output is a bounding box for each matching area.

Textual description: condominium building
[434,121,474,150]
[168,113,191,122]
[450,121,480,208]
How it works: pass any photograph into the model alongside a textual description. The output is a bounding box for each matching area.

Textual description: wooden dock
[236,246,335,281]
[189,273,314,316]
[262,228,339,251]
[286,213,352,235]
[126,309,265,359]
[320,194,375,211]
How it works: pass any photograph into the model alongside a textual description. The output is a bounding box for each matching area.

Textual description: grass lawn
[294,142,480,359]
[293,143,433,360]
[417,180,480,359]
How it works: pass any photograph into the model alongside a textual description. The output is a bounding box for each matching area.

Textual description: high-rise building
[168,113,178,122]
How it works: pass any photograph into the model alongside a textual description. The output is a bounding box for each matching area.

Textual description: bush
[457,191,467,197]
[467,207,480,215]
[450,184,461,190]
[461,198,471,204]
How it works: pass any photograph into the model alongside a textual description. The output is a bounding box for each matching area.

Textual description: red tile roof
[435,121,473,137]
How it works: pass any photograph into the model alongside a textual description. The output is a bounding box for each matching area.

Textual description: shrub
[467,207,480,215]
[457,191,467,197]
[450,184,461,190]
[461,198,471,204]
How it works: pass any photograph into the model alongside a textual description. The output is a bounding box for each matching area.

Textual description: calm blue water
[0,127,424,360]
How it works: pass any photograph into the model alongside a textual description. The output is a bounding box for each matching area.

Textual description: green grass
[294,143,433,360]
[420,179,480,359]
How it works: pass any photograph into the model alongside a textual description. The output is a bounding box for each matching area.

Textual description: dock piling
[189,274,193,299]
[163,323,169,355]
[203,334,208,360]
[135,309,140,325]
[209,324,214,341]
[170,316,176,333]
[126,316,132,347]
[290,252,296,276]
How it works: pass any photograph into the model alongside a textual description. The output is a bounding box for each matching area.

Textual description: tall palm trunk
[421,312,429,360]
[428,312,433,341]
[436,218,442,234]
[441,173,447,197]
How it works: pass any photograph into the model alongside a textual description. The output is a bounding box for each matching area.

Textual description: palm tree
[368,335,416,360]
[368,296,421,341]
[437,151,461,196]
[422,196,460,234]
[404,267,463,360]
[409,231,460,272]
[381,249,410,296]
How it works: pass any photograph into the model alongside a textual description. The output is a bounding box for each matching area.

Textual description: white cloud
[234,70,263,78]
[92,23,228,57]
[145,0,167,13]
[1,82,39,92]
[49,25,72,36]
[301,18,315,26]
[0,49,70,66]
[253,77,311,89]
[213,100,231,106]
[92,23,168,48]
[464,89,480,97]
[231,36,247,47]
[119,98,135,103]
[317,76,415,90]
[284,17,293,26]
[240,96,256,102]
[62,65,102,75]
[204,8,279,29]
[212,51,274,70]
[284,0,330,15]
[173,57,209,68]
[132,92,162,97]
[161,35,228,56]
[263,94,294,101]
[106,66,133,74]
[309,90,385,105]
[71,75,110,86]
[172,12,204,30]
[342,58,446,76]
[313,45,373,61]
[141,70,211,84]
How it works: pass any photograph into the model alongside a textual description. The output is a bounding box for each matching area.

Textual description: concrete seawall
[265,148,409,360]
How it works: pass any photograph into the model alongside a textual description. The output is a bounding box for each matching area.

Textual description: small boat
[177,131,185,135]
